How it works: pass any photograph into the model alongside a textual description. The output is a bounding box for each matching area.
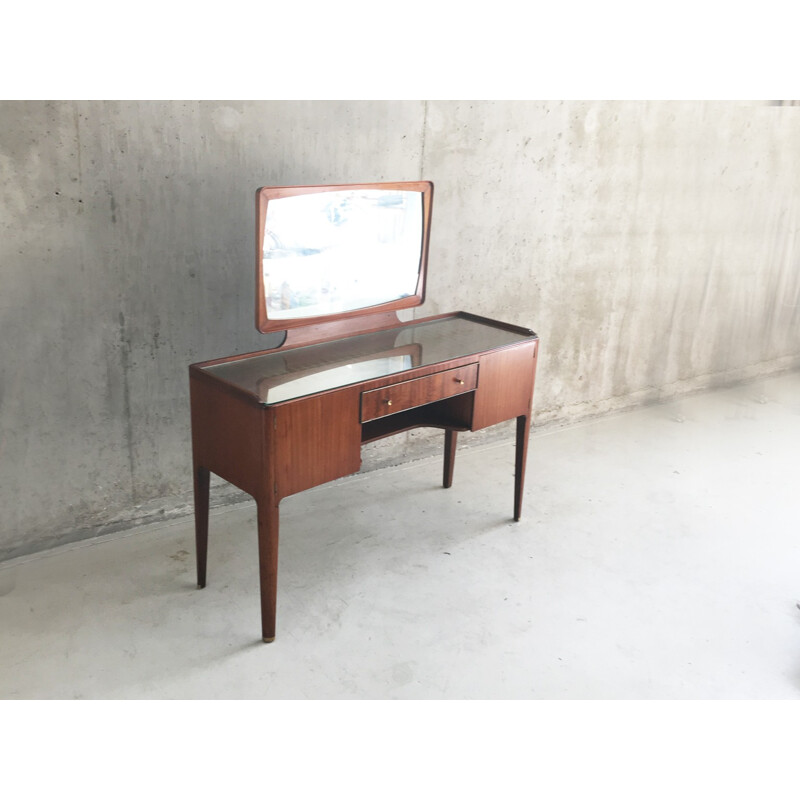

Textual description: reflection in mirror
[262,189,423,320]
[261,355,413,404]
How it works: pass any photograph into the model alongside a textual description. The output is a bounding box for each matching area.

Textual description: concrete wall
[2,100,799,560]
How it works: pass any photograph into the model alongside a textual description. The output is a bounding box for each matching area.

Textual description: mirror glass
[261,188,424,321]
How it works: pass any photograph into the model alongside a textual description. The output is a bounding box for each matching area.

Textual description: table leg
[514,414,530,521]
[194,465,210,588]
[256,498,280,643]
[443,429,458,488]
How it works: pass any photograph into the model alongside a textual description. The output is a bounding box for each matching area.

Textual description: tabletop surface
[202,314,535,405]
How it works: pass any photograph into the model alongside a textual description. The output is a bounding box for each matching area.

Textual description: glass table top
[203,314,535,405]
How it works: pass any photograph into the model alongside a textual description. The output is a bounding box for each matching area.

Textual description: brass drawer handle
[456,378,465,385]
[385,399,393,406]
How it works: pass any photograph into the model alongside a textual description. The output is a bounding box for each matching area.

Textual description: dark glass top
[203,314,535,405]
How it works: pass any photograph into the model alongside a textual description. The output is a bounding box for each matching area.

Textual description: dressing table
[189,181,539,642]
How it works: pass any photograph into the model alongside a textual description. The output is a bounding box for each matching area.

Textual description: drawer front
[360,363,478,422]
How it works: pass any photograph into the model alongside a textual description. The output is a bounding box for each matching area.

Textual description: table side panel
[472,341,538,430]
[274,387,363,498]
[189,374,265,499]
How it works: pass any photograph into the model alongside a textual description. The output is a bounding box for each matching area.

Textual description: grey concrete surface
[1,372,798,699]
[2,100,800,560]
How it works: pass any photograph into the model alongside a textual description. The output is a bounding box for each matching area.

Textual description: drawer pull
[456,379,465,385]
[385,399,393,406]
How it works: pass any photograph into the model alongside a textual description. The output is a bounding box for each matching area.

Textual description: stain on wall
[1,100,798,559]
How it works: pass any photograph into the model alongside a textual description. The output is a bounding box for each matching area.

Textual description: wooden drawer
[360,363,478,422]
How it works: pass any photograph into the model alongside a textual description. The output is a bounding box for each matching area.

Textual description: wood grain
[274,388,362,498]
[256,497,280,642]
[189,373,265,498]
[360,363,478,422]
[472,342,537,431]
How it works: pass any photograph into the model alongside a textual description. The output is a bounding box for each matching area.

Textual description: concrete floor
[1,371,799,699]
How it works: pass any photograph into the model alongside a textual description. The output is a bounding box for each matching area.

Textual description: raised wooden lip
[255,181,433,336]
[193,311,536,370]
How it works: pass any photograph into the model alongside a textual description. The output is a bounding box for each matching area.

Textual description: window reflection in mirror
[262,189,423,320]
[261,355,413,404]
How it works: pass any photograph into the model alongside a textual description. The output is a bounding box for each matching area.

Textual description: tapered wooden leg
[256,498,280,643]
[514,414,530,521]
[443,429,458,488]
[194,465,210,588]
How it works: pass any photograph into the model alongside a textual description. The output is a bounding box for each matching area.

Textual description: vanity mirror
[256,181,432,333]
[190,180,539,642]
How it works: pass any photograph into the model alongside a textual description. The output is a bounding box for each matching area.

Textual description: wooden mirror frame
[255,181,433,335]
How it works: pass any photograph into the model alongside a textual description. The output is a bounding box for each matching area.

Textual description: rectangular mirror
[256,181,433,333]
